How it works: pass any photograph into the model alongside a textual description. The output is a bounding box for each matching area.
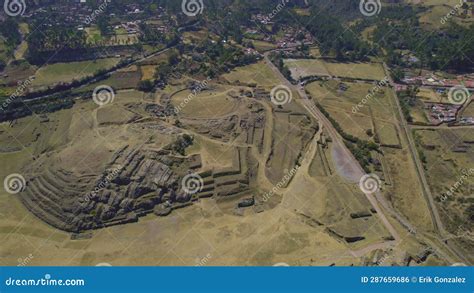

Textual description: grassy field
[361,25,376,44]
[1,60,36,86]
[183,30,214,44]
[140,65,156,80]
[409,100,431,124]
[462,102,474,117]
[32,58,121,87]
[13,23,29,61]
[171,85,240,119]
[308,46,321,58]
[265,111,314,185]
[248,39,278,52]
[85,26,139,46]
[305,80,395,118]
[305,79,434,232]
[417,88,446,103]
[376,121,401,147]
[327,109,374,140]
[0,37,7,62]
[78,66,141,93]
[85,26,104,45]
[110,33,139,46]
[284,59,386,80]
[293,8,311,16]
[222,61,281,90]
[411,0,474,29]
[137,49,177,66]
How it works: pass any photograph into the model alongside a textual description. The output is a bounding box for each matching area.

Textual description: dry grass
[284,59,386,80]
[222,61,281,90]
[33,58,120,87]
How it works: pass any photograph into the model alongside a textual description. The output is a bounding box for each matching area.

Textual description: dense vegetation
[371,6,474,72]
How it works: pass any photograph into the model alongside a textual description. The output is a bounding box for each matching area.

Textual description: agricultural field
[79,65,142,92]
[284,59,386,80]
[32,58,121,88]
[110,33,139,46]
[183,30,215,44]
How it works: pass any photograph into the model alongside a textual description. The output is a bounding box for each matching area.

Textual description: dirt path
[383,63,472,265]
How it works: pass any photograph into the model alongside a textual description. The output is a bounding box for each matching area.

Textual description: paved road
[264,52,472,264]
[383,63,472,265]
[264,53,401,247]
